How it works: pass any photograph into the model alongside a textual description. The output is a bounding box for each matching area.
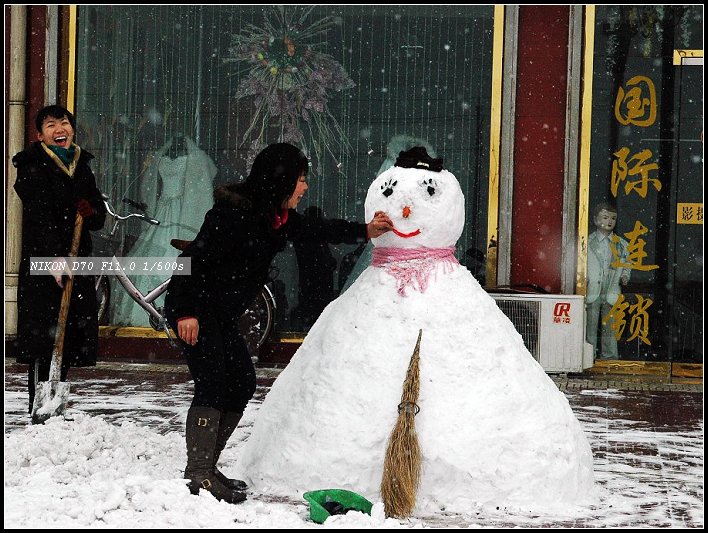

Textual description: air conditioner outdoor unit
[489,293,590,373]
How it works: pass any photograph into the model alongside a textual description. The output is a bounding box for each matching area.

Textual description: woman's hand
[177,317,199,346]
[48,257,73,288]
[366,211,394,239]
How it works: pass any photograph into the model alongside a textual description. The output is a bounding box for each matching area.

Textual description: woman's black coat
[12,142,106,366]
[165,183,368,325]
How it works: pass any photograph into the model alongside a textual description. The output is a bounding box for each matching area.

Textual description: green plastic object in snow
[303,489,373,523]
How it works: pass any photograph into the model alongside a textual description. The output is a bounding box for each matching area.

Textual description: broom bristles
[380,329,423,518]
[381,410,421,517]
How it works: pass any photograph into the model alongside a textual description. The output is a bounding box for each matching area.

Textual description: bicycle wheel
[239,286,276,361]
[96,276,111,326]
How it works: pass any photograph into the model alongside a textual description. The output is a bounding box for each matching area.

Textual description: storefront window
[75,6,494,332]
[588,6,703,362]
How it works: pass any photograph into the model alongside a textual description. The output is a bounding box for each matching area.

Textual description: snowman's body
[236,159,595,513]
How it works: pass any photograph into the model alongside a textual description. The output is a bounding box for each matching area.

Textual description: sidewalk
[4,359,704,528]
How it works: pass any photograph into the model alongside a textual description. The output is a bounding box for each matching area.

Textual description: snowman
[236,147,595,513]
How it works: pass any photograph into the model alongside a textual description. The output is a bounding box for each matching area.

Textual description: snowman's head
[365,147,465,249]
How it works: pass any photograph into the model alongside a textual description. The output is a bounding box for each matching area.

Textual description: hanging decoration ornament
[225,6,355,172]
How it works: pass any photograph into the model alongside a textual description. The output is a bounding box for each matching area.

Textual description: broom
[380,329,423,518]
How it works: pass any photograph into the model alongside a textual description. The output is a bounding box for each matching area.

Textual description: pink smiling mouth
[392,227,421,238]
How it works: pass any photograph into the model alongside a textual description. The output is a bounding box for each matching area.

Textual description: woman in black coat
[12,105,106,415]
[165,142,393,504]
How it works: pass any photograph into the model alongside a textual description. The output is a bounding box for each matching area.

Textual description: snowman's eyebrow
[380,178,397,197]
[421,178,437,196]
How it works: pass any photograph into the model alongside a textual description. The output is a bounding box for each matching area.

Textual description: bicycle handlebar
[101,193,160,225]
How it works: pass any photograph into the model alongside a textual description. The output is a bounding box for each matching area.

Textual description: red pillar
[511,6,569,293]
[26,6,47,145]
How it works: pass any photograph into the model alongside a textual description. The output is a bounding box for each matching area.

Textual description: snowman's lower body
[236,267,595,513]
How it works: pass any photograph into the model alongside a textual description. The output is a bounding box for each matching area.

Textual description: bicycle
[93,194,276,358]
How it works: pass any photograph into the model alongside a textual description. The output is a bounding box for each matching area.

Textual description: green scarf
[46,144,76,167]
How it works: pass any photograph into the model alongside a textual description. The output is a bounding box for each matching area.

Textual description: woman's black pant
[180,313,257,413]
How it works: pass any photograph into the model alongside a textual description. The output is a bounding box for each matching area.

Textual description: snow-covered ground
[4,365,703,528]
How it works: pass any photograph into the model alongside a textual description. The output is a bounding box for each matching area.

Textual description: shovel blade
[31,381,71,425]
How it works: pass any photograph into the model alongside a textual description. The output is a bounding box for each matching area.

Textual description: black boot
[184,406,247,504]
[213,411,248,491]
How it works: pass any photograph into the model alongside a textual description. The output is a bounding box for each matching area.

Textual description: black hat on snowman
[394,146,443,172]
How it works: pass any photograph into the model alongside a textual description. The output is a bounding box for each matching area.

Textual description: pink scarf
[372,246,459,296]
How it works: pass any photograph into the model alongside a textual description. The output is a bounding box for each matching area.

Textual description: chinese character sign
[614,75,657,127]
[611,147,661,198]
[606,294,653,345]
[677,202,704,224]
[588,71,668,356]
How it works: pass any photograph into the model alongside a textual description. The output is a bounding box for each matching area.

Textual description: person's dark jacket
[12,142,106,366]
[165,183,368,325]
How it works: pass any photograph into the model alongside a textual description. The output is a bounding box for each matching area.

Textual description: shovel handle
[48,211,84,382]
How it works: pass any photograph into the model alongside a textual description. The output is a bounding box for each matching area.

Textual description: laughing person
[12,104,106,418]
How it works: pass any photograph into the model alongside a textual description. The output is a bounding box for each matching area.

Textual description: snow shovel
[31,211,84,424]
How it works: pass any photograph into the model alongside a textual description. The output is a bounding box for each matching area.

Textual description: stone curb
[7,361,701,393]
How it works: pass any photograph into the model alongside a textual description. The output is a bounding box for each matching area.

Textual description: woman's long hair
[243,143,309,213]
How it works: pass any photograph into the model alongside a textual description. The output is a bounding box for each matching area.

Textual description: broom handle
[48,212,84,382]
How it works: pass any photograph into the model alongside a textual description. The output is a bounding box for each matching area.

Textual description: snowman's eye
[421,178,437,196]
[380,178,397,198]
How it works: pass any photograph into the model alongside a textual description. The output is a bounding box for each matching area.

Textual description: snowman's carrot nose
[402,206,411,218]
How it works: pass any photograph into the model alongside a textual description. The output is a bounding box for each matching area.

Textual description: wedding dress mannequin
[112,135,217,326]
